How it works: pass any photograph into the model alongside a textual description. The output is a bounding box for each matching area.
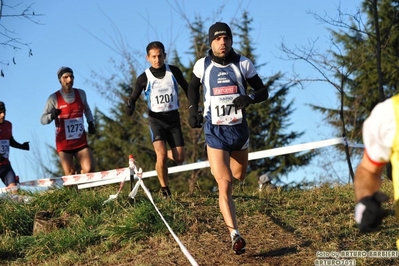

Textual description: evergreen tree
[334,0,399,179]
[279,1,399,181]
[312,0,399,145]
[302,0,399,180]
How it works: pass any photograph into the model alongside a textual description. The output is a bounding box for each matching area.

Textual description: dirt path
[97,214,317,266]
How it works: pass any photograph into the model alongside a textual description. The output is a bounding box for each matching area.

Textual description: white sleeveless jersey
[144,64,180,113]
[193,55,258,125]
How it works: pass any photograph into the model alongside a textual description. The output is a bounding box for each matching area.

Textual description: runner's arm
[40,94,58,125]
[188,76,201,109]
[247,74,269,103]
[10,136,29,150]
[127,73,147,107]
[77,89,94,123]
[170,65,189,98]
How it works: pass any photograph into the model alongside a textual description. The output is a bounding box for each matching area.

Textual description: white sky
[0,0,362,187]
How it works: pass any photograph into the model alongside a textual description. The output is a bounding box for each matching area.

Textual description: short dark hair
[146,41,165,55]
[0,101,5,113]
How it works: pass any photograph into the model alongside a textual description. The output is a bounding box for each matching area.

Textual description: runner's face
[0,111,4,123]
[60,73,74,92]
[211,35,232,57]
[146,48,166,69]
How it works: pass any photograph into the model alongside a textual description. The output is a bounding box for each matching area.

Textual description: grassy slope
[0,179,397,266]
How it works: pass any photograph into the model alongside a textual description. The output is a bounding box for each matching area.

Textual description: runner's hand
[188,105,203,128]
[20,142,29,150]
[355,191,389,232]
[126,101,135,116]
[126,105,134,116]
[51,109,62,119]
[233,95,253,110]
[188,114,203,128]
[88,122,96,134]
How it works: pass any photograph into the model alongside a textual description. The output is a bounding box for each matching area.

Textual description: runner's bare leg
[59,151,76,175]
[153,140,168,187]
[76,147,94,174]
[207,145,237,233]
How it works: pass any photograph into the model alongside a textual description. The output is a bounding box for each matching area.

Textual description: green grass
[0,179,397,265]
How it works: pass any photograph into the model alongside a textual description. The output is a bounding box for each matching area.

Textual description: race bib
[0,139,10,158]
[210,94,242,125]
[64,117,84,140]
[150,91,177,112]
[149,79,178,112]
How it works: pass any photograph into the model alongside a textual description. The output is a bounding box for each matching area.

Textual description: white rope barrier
[78,137,357,190]
[125,162,199,266]
[17,168,130,187]
[248,137,345,160]
[77,160,211,190]
[102,157,199,265]
[1,137,363,193]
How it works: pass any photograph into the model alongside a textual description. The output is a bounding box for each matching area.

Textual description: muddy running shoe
[161,187,171,199]
[232,234,246,255]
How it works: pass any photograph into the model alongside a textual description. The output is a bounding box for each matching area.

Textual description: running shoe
[232,234,246,255]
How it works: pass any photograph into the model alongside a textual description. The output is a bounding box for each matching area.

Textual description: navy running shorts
[0,164,18,186]
[204,119,249,152]
[148,116,185,148]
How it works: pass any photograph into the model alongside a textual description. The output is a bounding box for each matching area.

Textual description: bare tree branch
[0,1,44,76]
[278,5,377,182]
